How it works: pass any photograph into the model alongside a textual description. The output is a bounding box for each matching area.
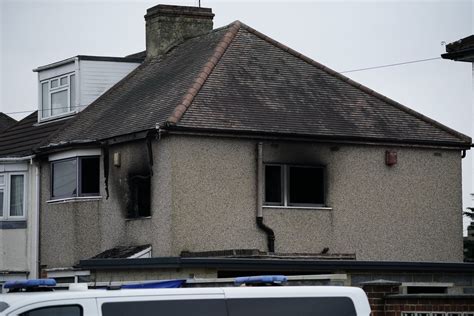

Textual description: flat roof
[33,55,144,72]
[79,257,474,273]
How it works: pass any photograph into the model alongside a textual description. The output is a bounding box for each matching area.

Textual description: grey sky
[1,0,473,231]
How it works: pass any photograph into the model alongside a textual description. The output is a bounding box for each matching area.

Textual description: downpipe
[256,142,275,253]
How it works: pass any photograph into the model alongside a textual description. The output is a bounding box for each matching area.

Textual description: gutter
[164,125,472,150]
[441,48,474,62]
[0,155,35,162]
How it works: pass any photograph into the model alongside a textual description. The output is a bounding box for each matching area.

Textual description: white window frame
[40,72,76,120]
[0,172,27,221]
[50,156,101,200]
[263,163,326,207]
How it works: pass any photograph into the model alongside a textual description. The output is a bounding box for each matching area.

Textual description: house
[0,56,141,287]
[0,112,66,284]
[3,4,474,301]
[442,35,474,262]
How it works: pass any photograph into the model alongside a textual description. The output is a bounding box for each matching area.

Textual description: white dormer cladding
[35,56,142,122]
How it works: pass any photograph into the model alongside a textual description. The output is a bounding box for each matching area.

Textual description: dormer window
[40,73,76,119]
[35,55,142,123]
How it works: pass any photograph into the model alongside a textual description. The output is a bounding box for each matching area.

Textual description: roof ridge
[166,20,242,125]
[238,22,471,144]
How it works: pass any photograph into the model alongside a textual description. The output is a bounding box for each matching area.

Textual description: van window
[227,297,357,316]
[101,299,226,316]
[20,305,82,316]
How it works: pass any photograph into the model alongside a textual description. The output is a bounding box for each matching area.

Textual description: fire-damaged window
[127,174,151,218]
[51,156,100,199]
[264,164,325,207]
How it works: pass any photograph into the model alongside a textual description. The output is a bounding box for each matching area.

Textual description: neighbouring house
[0,113,16,134]
[0,113,66,285]
[0,55,142,288]
[442,35,474,262]
[442,35,474,63]
[3,4,474,310]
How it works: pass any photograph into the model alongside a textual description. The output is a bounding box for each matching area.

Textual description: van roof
[0,286,370,315]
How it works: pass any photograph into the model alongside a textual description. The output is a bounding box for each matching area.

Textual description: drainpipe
[33,160,41,279]
[256,142,275,253]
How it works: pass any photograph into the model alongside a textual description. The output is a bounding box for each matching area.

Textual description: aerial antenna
[198,0,201,7]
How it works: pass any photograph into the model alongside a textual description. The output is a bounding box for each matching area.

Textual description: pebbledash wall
[40,134,464,269]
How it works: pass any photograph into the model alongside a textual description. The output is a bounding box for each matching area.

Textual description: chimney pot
[144,4,214,58]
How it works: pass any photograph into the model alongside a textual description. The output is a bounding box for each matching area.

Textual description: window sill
[0,220,27,229]
[46,196,102,204]
[125,216,152,222]
[262,205,332,211]
[36,111,78,125]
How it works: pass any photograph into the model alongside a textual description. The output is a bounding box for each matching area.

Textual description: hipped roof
[40,21,471,149]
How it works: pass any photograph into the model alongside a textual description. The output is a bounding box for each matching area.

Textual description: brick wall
[384,296,474,316]
[362,281,474,316]
[362,281,401,316]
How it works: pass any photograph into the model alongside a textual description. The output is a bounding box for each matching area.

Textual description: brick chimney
[144,4,214,58]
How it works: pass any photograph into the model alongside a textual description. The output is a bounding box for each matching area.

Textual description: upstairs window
[0,173,26,220]
[40,73,76,120]
[51,156,100,199]
[264,164,325,207]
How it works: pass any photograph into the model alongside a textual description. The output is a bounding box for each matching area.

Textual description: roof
[0,113,16,134]
[44,21,471,149]
[181,249,355,260]
[0,111,69,158]
[441,35,474,62]
[90,245,151,259]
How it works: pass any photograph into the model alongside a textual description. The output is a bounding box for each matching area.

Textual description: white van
[0,286,370,316]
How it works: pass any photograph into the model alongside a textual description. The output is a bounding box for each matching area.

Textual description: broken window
[264,165,282,204]
[264,164,325,207]
[127,174,151,218]
[51,156,100,199]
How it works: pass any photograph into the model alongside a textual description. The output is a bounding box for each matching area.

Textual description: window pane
[102,299,226,316]
[289,166,324,205]
[60,77,68,86]
[70,74,76,110]
[51,90,68,115]
[80,157,100,195]
[21,305,82,316]
[9,175,24,216]
[50,79,59,88]
[0,189,3,217]
[52,159,77,198]
[265,165,282,204]
[227,297,357,316]
[0,175,4,185]
[42,82,50,118]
